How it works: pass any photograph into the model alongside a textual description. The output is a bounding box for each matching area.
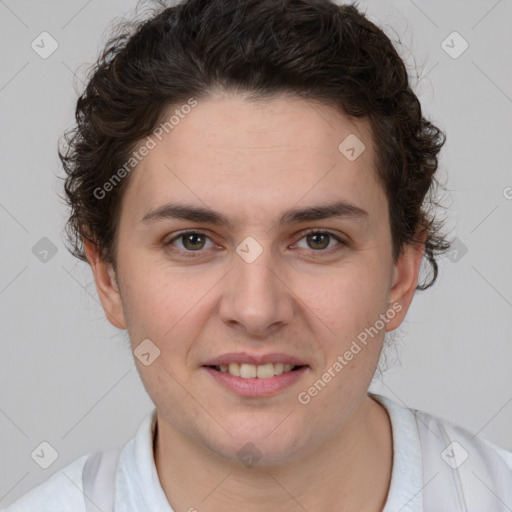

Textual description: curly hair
[59,0,452,290]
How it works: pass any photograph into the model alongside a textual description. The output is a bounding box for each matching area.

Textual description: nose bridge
[219,235,293,334]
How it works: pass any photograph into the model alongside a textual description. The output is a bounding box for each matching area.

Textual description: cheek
[118,256,217,350]
[116,256,170,338]
[296,267,389,408]
[296,262,391,342]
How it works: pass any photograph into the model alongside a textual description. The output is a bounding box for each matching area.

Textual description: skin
[85,93,424,512]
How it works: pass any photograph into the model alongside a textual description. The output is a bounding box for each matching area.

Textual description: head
[60,0,451,465]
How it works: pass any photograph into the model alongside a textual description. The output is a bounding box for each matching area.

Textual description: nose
[218,240,294,338]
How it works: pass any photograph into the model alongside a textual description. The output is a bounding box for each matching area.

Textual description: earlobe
[385,241,425,331]
[83,240,127,330]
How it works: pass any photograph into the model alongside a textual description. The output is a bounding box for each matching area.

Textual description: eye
[294,230,346,252]
[165,230,215,255]
[163,228,346,258]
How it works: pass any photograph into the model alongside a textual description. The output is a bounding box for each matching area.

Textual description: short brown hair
[59,0,452,290]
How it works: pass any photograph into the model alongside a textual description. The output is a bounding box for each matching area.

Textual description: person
[4,0,512,511]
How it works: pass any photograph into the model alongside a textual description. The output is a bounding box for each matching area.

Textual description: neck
[154,395,393,512]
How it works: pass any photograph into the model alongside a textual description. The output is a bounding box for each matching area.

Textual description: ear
[385,234,426,332]
[84,240,127,330]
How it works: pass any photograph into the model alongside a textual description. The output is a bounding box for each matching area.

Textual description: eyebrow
[141,200,369,230]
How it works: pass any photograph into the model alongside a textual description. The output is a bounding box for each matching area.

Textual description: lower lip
[202,366,308,397]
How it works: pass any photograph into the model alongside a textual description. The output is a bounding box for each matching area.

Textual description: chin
[201,421,312,468]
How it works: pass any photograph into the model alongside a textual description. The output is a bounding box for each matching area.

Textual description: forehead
[122,94,384,227]
[153,93,373,160]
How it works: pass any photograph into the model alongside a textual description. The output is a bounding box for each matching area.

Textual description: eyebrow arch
[141,200,369,230]
[279,201,368,225]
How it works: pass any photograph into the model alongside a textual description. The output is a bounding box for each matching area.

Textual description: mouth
[201,354,309,397]
[206,362,306,379]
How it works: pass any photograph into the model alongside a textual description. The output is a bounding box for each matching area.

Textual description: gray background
[1,0,511,507]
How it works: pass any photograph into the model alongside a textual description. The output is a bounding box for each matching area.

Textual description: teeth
[215,362,300,379]
[274,363,284,375]
[240,363,257,378]
[256,363,274,379]
[228,362,240,376]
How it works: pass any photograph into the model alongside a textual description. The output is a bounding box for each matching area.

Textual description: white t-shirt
[3,393,512,511]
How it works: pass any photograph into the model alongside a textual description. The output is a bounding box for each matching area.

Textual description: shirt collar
[370,392,424,512]
[117,394,424,512]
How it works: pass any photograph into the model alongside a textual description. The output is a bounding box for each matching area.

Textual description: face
[87,93,422,466]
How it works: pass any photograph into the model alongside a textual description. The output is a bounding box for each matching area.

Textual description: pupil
[309,233,329,250]
[184,233,204,250]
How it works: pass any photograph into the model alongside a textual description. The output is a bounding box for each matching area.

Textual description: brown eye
[306,232,331,250]
[165,231,215,255]
[294,230,344,252]
[181,233,206,250]
[294,228,349,256]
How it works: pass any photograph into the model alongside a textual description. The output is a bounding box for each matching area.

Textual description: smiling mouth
[206,362,306,379]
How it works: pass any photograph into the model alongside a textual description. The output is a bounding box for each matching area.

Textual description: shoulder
[2,453,90,512]
[372,393,512,509]
[413,405,512,509]
[414,406,512,473]
[373,392,512,472]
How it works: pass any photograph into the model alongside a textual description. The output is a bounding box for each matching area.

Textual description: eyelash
[164,229,347,258]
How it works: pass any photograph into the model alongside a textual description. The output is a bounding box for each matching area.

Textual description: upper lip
[202,352,308,367]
